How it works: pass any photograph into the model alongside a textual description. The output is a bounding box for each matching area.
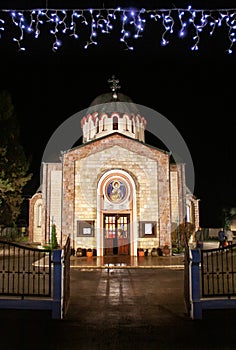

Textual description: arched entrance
[97,170,137,257]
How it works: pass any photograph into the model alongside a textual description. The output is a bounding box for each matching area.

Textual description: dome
[81,76,146,144]
[90,92,133,105]
[87,92,140,115]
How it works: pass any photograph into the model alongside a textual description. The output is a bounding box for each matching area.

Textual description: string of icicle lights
[1,6,236,53]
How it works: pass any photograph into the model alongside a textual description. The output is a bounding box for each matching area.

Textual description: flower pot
[162,248,170,256]
[138,250,144,257]
[151,248,158,257]
[86,251,93,257]
[76,248,83,257]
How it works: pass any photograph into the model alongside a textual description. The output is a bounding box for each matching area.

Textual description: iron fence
[0,240,52,298]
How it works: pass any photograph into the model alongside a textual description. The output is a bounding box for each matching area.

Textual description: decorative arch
[28,193,42,243]
[96,169,137,256]
[123,115,129,131]
[102,115,107,131]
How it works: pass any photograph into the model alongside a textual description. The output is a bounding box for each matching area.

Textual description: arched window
[125,116,129,131]
[113,116,118,130]
[88,118,93,140]
[131,119,135,133]
[102,116,107,131]
[37,204,42,227]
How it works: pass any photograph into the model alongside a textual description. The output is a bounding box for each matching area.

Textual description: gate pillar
[52,249,63,319]
[189,249,202,320]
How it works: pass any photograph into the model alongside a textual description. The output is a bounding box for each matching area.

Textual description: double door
[104,214,130,255]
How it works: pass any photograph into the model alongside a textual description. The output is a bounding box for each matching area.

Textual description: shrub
[51,224,59,249]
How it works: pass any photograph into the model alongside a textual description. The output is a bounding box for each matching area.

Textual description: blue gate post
[190,248,202,320]
[52,249,63,319]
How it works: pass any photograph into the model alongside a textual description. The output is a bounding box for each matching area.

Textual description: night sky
[0,1,236,228]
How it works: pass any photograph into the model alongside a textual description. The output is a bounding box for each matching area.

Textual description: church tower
[81,75,146,143]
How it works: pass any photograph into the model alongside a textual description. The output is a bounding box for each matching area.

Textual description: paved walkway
[69,241,219,270]
[70,254,185,269]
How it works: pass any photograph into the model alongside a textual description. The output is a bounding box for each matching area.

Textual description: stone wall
[41,163,62,244]
[62,133,172,252]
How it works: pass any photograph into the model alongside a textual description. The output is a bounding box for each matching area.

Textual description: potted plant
[86,248,93,257]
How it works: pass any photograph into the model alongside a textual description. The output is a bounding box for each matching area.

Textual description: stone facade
[60,133,171,255]
[29,132,198,255]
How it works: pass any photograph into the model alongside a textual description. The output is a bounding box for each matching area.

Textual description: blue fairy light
[0,6,235,53]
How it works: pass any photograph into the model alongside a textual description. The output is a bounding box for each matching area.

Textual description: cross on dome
[108,75,121,100]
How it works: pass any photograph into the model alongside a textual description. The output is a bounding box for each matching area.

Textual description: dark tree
[0,90,32,226]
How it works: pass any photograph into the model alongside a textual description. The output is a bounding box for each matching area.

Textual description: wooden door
[104,214,130,255]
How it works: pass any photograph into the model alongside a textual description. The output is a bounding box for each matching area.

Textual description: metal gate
[0,240,52,297]
[0,237,71,319]
[201,243,236,297]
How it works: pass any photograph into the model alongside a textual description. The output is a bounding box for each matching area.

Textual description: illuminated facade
[29,77,199,256]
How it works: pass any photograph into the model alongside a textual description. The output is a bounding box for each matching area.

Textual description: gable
[64,133,170,164]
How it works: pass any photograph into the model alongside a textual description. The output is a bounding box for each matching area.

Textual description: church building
[28,76,199,256]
